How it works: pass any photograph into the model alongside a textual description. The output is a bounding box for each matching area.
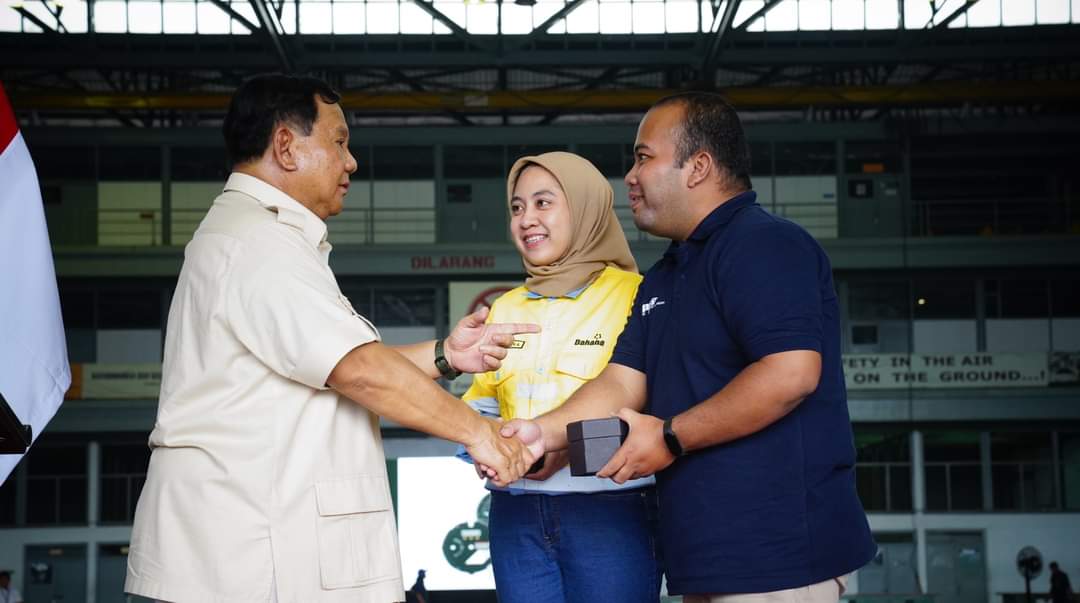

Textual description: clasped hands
[476,408,677,485]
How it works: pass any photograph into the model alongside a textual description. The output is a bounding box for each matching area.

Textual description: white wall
[913,320,977,353]
[95,329,162,363]
[987,319,1051,352]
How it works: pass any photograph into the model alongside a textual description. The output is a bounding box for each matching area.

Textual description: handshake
[463,417,547,487]
[465,416,633,486]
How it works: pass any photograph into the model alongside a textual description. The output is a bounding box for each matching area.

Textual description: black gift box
[567,417,629,476]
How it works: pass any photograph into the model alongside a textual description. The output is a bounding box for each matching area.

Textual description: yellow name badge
[510,339,526,349]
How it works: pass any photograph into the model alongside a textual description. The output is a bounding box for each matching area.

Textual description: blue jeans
[488,488,661,603]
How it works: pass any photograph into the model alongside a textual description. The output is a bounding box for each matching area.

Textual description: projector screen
[397,456,496,591]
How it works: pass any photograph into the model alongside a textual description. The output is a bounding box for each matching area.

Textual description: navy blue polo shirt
[610,191,875,595]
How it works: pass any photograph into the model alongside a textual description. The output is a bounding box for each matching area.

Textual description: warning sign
[843,353,1048,390]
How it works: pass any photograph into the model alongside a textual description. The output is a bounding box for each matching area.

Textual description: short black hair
[652,92,752,191]
[222,74,342,168]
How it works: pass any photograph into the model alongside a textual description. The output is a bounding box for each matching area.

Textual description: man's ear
[686,150,714,189]
[271,125,298,172]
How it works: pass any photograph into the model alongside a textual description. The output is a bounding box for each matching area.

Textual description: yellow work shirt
[464,266,655,493]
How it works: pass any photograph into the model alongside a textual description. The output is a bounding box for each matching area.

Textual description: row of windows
[30,143,849,182]
[856,429,1080,512]
[56,275,1079,329]
[2,428,1076,527]
[5,0,1078,35]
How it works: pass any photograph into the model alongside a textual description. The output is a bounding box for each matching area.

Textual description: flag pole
[0,393,32,454]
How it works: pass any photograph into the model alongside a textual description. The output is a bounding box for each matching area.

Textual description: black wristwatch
[434,339,461,381]
[662,417,684,457]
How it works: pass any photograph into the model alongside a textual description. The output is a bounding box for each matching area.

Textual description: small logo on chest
[574,333,606,347]
[510,339,526,349]
[641,297,666,316]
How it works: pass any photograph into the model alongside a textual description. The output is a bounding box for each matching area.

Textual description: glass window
[577,144,625,179]
[924,430,984,511]
[991,432,1054,510]
[1060,432,1080,511]
[913,279,976,319]
[373,146,434,180]
[849,281,910,321]
[31,145,97,181]
[172,146,229,181]
[99,146,162,181]
[59,287,95,329]
[97,289,163,329]
[372,288,435,327]
[855,430,911,511]
[26,444,87,525]
[100,444,151,524]
[986,278,1049,318]
[1052,279,1080,317]
[444,145,504,178]
[0,462,17,525]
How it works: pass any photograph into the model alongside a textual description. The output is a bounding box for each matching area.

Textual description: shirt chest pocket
[314,475,399,590]
[553,351,606,383]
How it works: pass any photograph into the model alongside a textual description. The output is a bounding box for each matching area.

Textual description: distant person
[0,571,22,603]
[1051,562,1074,603]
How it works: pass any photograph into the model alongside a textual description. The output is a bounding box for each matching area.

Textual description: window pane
[889,465,912,511]
[857,465,887,511]
[913,279,975,319]
[950,464,983,510]
[577,144,626,179]
[26,479,58,523]
[445,145,503,178]
[632,0,665,32]
[370,288,435,326]
[1060,432,1080,510]
[0,471,17,526]
[924,431,981,462]
[849,281,910,320]
[926,465,949,510]
[59,477,88,523]
[1023,463,1056,509]
[992,464,1022,509]
[856,431,910,462]
[992,432,1052,462]
[98,289,162,329]
[373,146,434,180]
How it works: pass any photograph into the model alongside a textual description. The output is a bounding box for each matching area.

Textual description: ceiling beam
[13,6,60,34]
[702,0,743,79]
[734,0,786,32]
[248,0,294,72]
[205,0,260,34]
[410,0,493,54]
[13,80,1080,112]
[933,0,981,29]
[510,0,590,50]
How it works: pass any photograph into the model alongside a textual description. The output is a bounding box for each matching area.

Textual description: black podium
[0,392,32,454]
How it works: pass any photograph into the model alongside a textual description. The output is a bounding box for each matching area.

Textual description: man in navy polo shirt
[503,92,875,602]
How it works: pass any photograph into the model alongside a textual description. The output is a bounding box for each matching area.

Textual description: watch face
[663,421,683,457]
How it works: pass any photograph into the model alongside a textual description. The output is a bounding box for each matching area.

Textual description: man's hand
[464,417,536,486]
[500,418,547,461]
[596,408,674,484]
[444,306,540,374]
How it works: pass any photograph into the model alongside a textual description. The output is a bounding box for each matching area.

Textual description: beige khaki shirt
[126,173,404,603]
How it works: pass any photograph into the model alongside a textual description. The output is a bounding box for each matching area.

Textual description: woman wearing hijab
[462,152,660,603]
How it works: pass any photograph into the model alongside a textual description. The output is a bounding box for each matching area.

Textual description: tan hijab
[507,151,637,297]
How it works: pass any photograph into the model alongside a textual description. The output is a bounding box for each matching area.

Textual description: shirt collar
[223,172,329,250]
[686,190,758,243]
[524,282,589,300]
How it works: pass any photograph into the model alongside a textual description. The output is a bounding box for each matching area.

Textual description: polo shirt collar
[524,282,588,300]
[686,190,758,243]
[224,172,329,250]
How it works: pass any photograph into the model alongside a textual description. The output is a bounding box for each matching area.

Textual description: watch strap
[434,339,461,380]
[663,416,684,457]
